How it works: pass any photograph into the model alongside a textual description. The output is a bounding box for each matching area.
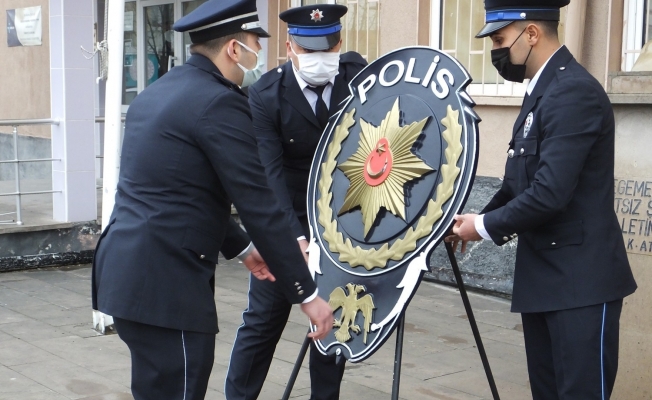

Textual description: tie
[307,85,329,129]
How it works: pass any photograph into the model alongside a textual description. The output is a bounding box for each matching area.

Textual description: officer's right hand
[300,296,333,340]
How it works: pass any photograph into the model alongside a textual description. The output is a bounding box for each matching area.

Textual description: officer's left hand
[243,249,276,282]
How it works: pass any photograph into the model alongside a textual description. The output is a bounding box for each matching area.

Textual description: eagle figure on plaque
[306,47,480,362]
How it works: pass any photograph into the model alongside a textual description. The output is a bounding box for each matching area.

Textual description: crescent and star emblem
[337,98,435,237]
[364,138,392,182]
[310,9,324,22]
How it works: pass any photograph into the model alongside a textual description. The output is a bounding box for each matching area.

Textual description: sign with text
[615,177,652,256]
[6,6,42,47]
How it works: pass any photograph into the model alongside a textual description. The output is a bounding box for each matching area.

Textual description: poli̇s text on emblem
[306,47,480,362]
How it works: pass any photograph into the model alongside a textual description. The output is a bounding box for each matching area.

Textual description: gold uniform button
[295,282,300,286]
[200,255,205,259]
[290,139,295,143]
[298,290,304,295]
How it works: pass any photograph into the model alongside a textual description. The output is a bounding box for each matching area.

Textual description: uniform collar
[526,45,563,95]
[186,53,245,95]
[186,53,220,74]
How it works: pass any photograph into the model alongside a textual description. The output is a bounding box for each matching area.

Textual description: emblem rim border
[306,46,481,362]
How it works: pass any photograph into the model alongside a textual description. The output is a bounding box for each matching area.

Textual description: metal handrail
[94,116,125,193]
[0,118,60,126]
[0,119,61,225]
[0,158,60,164]
[95,116,126,123]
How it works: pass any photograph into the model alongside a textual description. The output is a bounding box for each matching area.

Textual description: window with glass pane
[123,1,138,105]
[622,0,652,71]
[441,0,565,96]
[144,4,175,87]
[301,0,380,62]
[182,0,209,63]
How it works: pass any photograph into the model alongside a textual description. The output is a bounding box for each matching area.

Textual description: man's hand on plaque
[243,248,276,282]
[301,296,334,341]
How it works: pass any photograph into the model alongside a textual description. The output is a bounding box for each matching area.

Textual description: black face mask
[491,28,533,83]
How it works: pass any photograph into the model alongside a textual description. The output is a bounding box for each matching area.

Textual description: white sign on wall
[124,11,134,32]
[6,6,42,47]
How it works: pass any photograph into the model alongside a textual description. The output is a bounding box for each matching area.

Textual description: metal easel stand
[391,243,501,399]
[443,241,501,400]
[283,242,501,400]
[282,331,311,400]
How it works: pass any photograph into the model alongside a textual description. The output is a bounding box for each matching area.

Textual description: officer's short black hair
[190,32,249,57]
[513,20,559,39]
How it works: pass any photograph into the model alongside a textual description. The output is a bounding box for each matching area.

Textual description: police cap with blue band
[475,0,570,38]
[173,0,270,44]
[280,4,348,51]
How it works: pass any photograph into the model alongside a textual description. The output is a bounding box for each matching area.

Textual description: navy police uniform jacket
[482,46,637,313]
[92,54,316,334]
[249,52,367,238]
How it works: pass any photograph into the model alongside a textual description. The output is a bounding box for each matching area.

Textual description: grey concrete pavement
[0,259,530,399]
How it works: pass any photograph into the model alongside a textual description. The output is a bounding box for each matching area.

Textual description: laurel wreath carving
[317,105,464,270]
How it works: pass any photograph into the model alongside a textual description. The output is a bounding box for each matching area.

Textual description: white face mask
[290,42,340,86]
[231,40,266,88]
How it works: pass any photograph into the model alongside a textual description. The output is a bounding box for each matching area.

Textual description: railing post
[12,125,23,225]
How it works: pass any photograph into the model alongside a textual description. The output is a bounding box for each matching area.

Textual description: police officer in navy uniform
[225,4,366,400]
[91,1,334,399]
[450,1,637,398]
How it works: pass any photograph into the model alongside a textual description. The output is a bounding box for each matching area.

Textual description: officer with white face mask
[225,4,367,400]
[228,39,266,88]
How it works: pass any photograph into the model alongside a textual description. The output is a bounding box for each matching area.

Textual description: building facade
[0,0,651,397]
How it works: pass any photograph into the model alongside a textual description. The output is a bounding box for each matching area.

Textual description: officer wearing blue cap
[225,4,366,400]
[450,1,637,399]
[92,1,335,399]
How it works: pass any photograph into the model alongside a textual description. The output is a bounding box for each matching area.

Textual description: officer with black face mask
[448,1,637,399]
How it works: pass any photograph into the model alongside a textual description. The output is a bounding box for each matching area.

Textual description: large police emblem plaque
[306,47,479,362]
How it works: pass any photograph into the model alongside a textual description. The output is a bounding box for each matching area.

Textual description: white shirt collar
[526,45,563,95]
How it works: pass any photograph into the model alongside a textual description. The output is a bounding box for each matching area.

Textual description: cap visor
[475,21,513,38]
[292,34,340,51]
[249,27,271,38]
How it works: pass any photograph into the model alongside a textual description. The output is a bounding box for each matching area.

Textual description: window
[622,0,652,71]
[300,0,381,62]
[434,0,566,96]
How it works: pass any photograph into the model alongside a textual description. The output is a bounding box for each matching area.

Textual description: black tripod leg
[282,331,311,400]
[391,315,406,400]
[445,241,501,400]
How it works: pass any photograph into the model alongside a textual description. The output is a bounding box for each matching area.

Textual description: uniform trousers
[114,317,215,400]
[225,275,346,400]
[521,299,623,400]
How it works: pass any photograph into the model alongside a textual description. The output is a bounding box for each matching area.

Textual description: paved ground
[0,259,530,400]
